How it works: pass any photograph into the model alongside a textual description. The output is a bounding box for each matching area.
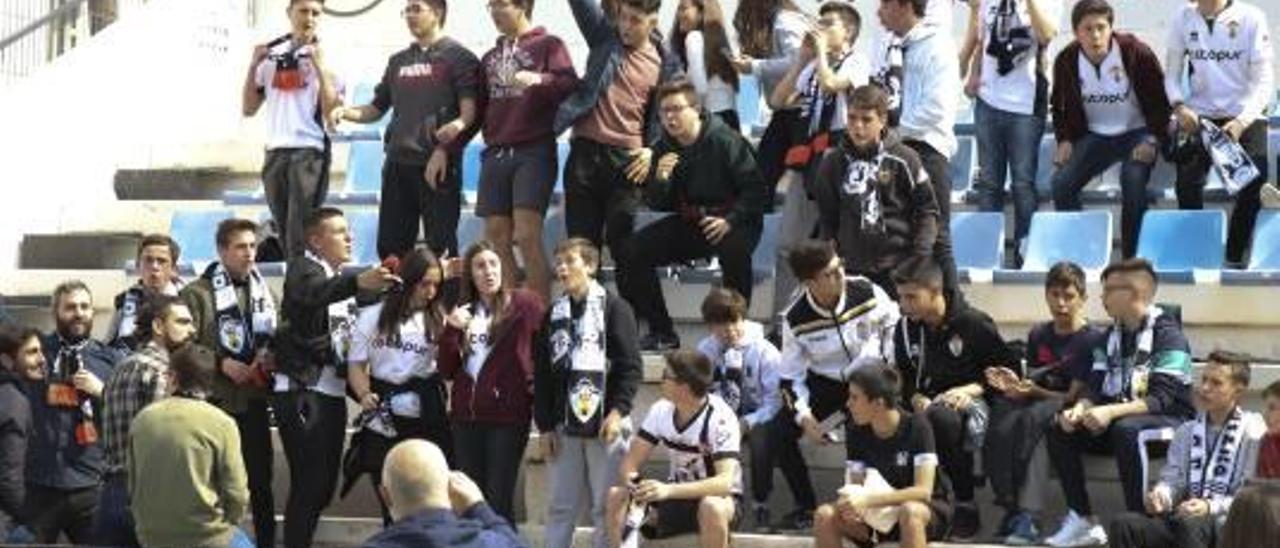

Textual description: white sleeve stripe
[914,453,938,466]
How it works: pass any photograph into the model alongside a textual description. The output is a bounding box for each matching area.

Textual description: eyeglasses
[401,4,427,16]
[660,103,692,116]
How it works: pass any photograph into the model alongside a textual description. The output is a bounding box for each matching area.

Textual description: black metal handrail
[0,0,85,52]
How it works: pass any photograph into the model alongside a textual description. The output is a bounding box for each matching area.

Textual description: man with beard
[106,234,184,351]
[93,294,196,546]
[25,280,124,544]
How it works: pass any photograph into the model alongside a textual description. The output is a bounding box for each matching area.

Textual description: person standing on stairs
[274,207,399,548]
[330,0,483,261]
[533,238,642,548]
[478,0,579,302]
[180,218,279,547]
[242,0,341,260]
[106,234,185,352]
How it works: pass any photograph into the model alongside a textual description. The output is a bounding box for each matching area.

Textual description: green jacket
[179,277,277,414]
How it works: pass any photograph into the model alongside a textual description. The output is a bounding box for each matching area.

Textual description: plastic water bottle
[620,475,648,548]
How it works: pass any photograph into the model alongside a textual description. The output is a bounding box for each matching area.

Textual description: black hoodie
[892,291,1015,401]
[645,110,767,230]
[0,366,31,535]
[810,134,939,276]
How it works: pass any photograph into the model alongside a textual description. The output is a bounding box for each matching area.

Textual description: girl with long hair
[671,0,741,131]
[345,246,453,524]
[437,240,546,523]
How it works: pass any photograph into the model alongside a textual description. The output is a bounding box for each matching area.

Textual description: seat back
[951,211,1004,269]
[1021,210,1113,271]
[345,140,385,193]
[170,209,236,265]
[1136,210,1225,271]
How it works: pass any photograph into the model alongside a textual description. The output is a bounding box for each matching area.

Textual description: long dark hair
[671,0,739,90]
[460,241,513,348]
[734,0,801,58]
[377,246,444,345]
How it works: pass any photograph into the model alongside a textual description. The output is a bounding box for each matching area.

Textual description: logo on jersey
[1190,49,1244,62]
[896,451,909,467]
[1109,65,1123,84]
[1227,20,1239,40]
[948,335,964,357]
[569,377,602,425]
[1188,31,1199,44]
[398,63,433,79]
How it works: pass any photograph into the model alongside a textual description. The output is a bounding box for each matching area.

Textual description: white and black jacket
[778,276,900,419]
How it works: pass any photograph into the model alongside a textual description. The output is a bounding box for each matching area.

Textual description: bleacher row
[190,78,1280,288]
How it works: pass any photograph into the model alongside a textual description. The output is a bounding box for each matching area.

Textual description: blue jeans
[92,473,139,547]
[1051,129,1155,258]
[973,99,1046,247]
[229,527,256,548]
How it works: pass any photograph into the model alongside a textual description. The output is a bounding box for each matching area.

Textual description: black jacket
[27,335,122,490]
[533,290,642,432]
[892,292,1015,401]
[645,111,768,230]
[277,256,376,386]
[811,134,939,276]
[0,367,31,535]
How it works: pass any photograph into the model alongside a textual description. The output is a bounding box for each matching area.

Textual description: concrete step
[20,233,143,270]
[114,167,259,201]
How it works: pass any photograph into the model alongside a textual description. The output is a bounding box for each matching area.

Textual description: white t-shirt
[254,39,336,151]
[1164,1,1274,123]
[796,52,870,134]
[348,303,436,385]
[637,395,743,494]
[976,0,1062,115]
[1078,42,1145,136]
[463,305,493,380]
[683,31,737,115]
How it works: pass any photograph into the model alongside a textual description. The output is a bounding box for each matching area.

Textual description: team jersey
[976,0,1062,116]
[845,410,950,502]
[637,395,743,494]
[1164,1,1274,123]
[1078,43,1145,136]
[348,303,436,385]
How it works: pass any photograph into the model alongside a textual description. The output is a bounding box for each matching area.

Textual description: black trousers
[263,147,330,259]
[619,214,762,335]
[904,140,959,294]
[924,403,976,502]
[1175,118,1272,264]
[1108,511,1220,548]
[452,422,530,524]
[360,379,454,525]
[378,157,462,260]
[1045,413,1184,515]
[748,411,818,510]
[233,399,276,547]
[25,483,99,544]
[274,390,348,548]
[984,396,1061,510]
[563,137,642,277]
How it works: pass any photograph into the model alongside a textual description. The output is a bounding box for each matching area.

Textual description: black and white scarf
[842,142,887,233]
[875,38,904,127]
[202,261,276,363]
[802,49,855,137]
[1100,305,1159,401]
[1188,407,1247,502]
[116,279,185,344]
[549,281,609,437]
[1200,118,1261,195]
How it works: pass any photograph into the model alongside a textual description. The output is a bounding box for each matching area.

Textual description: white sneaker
[1044,511,1108,547]
[1261,183,1280,209]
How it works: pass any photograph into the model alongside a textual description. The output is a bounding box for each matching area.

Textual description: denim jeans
[972,99,1046,248]
[1051,129,1155,258]
[92,473,139,547]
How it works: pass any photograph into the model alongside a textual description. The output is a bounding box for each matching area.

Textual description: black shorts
[641,495,743,539]
[475,140,558,216]
[851,499,952,547]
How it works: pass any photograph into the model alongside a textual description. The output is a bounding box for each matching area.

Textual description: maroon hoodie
[437,289,545,426]
[481,26,579,146]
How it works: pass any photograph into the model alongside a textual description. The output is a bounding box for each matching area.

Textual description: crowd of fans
[1,0,1280,546]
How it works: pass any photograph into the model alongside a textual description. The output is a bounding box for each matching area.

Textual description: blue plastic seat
[950,136,975,194]
[462,141,484,194]
[1248,211,1280,270]
[456,212,487,253]
[541,207,568,260]
[1034,136,1056,200]
[346,210,381,266]
[170,209,236,266]
[1015,211,1113,275]
[1136,210,1225,280]
[345,140,384,194]
[751,213,782,281]
[736,74,761,134]
[951,212,1004,270]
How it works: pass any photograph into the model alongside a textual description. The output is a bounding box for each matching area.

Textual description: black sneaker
[775,508,814,531]
[951,504,981,541]
[752,505,773,533]
[640,331,680,352]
